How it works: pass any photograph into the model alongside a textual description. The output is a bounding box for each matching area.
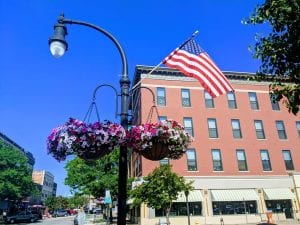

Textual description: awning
[173,190,203,202]
[211,189,259,201]
[263,188,294,200]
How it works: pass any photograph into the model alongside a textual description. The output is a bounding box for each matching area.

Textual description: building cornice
[133,65,288,87]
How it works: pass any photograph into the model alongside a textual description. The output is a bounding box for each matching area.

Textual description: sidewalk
[83,215,300,225]
[84,214,109,225]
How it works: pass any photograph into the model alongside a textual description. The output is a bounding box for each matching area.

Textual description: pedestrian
[77,207,86,225]
[220,217,224,225]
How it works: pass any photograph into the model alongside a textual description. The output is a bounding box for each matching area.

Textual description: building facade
[0,132,35,170]
[32,170,56,204]
[129,65,300,225]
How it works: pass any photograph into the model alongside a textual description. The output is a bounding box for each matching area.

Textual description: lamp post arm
[59,16,128,78]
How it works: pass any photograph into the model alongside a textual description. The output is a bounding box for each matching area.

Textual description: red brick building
[129,65,300,225]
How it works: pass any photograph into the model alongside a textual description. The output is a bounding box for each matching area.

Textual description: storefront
[155,190,203,217]
[264,188,294,219]
[211,189,259,215]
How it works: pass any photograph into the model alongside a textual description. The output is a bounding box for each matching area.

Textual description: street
[0,216,76,225]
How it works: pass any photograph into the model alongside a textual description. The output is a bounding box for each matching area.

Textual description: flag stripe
[200,53,234,91]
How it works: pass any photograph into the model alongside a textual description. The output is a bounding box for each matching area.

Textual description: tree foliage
[64,149,119,199]
[45,195,88,211]
[246,0,300,114]
[44,196,69,211]
[130,165,193,224]
[0,142,37,201]
[67,194,89,209]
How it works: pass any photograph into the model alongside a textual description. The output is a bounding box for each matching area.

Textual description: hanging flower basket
[127,120,193,161]
[47,118,126,162]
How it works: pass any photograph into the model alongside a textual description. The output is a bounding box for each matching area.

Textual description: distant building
[128,65,300,225]
[52,182,57,197]
[32,170,56,203]
[0,132,35,170]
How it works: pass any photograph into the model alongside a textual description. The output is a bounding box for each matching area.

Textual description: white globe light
[50,41,66,58]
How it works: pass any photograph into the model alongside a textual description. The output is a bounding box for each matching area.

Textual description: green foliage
[246,0,300,114]
[64,149,119,199]
[44,196,69,211]
[130,165,193,223]
[0,142,37,201]
[67,194,89,209]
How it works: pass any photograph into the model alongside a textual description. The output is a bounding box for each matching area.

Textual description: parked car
[67,209,77,215]
[4,211,39,224]
[92,207,101,214]
[53,209,68,217]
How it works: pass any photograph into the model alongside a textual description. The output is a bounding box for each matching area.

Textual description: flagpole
[132,30,199,91]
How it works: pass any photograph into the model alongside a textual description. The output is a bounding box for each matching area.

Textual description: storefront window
[265,200,292,213]
[155,202,202,217]
[212,201,257,215]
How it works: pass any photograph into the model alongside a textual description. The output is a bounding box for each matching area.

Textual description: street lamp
[49,13,130,225]
[184,190,191,225]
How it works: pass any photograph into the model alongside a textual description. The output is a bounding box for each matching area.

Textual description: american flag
[163,39,234,98]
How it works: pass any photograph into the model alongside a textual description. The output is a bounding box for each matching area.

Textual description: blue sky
[0,0,267,196]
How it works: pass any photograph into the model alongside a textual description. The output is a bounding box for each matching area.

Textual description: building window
[157,87,166,106]
[227,92,237,109]
[158,116,167,122]
[204,91,214,108]
[276,120,287,139]
[270,94,280,111]
[186,149,197,171]
[248,92,259,110]
[181,89,191,107]
[282,150,294,170]
[212,149,223,171]
[236,149,248,171]
[296,121,300,138]
[213,201,257,215]
[260,150,272,171]
[231,119,242,139]
[254,120,266,139]
[156,202,202,216]
[208,118,218,138]
[160,158,169,166]
[183,117,194,137]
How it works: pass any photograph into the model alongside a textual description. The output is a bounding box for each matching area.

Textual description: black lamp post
[49,14,130,225]
[184,190,191,225]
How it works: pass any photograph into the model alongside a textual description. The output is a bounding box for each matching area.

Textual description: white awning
[173,190,203,202]
[263,188,294,200]
[211,189,259,201]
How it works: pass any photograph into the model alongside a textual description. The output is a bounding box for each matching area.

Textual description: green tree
[246,0,300,114]
[67,194,88,209]
[64,149,119,199]
[0,142,37,201]
[44,196,69,211]
[130,165,193,225]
